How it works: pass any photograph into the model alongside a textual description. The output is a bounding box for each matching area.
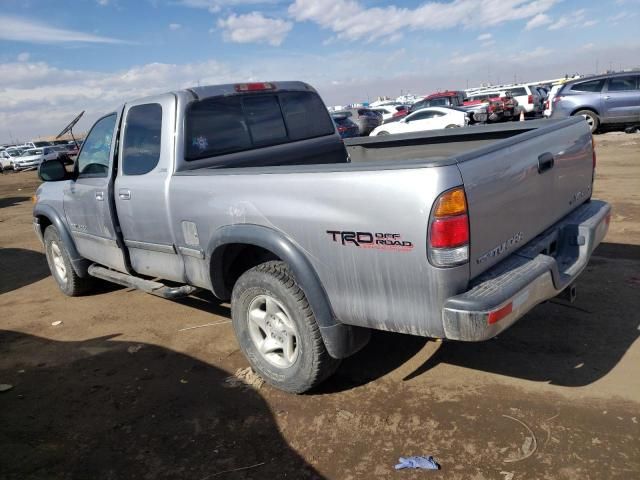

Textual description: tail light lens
[428,187,469,267]
[528,94,533,104]
[337,126,347,133]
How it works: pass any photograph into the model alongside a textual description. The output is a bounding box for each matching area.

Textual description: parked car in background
[52,145,74,164]
[333,108,382,135]
[12,147,58,171]
[0,147,24,169]
[544,84,563,117]
[22,141,54,149]
[331,114,360,139]
[464,90,519,121]
[370,106,468,135]
[500,85,543,117]
[409,91,466,113]
[550,72,640,132]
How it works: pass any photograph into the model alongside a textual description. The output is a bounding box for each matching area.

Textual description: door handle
[604,95,611,100]
[95,191,104,201]
[119,189,131,200]
[538,152,555,174]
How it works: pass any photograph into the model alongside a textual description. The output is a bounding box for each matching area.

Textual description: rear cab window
[185,91,335,161]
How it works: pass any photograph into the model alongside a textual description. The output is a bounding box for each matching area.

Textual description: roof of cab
[186,81,316,100]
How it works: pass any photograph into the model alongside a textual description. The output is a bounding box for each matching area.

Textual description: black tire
[44,225,94,296]
[574,110,599,133]
[445,124,459,129]
[231,261,340,393]
[376,131,390,136]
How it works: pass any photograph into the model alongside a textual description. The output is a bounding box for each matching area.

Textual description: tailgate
[457,118,594,278]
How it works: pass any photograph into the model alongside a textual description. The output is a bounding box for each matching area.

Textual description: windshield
[7,150,22,157]
[23,149,41,156]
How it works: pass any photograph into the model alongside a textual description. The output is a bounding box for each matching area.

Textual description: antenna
[56,111,84,148]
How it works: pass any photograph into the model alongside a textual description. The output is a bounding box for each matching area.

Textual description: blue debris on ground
[394,456,441,470]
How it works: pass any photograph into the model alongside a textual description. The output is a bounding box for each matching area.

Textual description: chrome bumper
[442,200,611,341]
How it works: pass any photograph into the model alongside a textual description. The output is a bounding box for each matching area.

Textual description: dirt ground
[1,133,639,480]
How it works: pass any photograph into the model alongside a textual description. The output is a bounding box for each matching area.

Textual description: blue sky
[1,0,639,142]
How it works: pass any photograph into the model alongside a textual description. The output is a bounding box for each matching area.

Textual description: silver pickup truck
[33,81,611,393]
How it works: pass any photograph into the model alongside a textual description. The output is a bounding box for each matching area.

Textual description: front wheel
[44,225,94,296]
[445,124,460,129]
[574,110,599,133]
[376,131,390,136]
[231,261,340,393]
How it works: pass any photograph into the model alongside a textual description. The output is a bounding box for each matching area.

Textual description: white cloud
[0,15,130,44]
[289,0,558,41]
[525,13,552,30]
[97,0,110,5]
[477,33,492,41]
[217,12,292,46]
[169,23,182,30]
[17,52,30,62]
[548,9,592,30]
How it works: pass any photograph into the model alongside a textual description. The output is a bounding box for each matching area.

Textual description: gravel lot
[1,132,639,479]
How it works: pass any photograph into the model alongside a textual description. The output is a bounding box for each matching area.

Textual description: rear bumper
[442,200,611,341]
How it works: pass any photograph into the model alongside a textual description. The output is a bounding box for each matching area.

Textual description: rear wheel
[445,124,459,129]
[231,261,340,393]
[376,131,390,136]
[44,225,94,296]
[574,110,599,133]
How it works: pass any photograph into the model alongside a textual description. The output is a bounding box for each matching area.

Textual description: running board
[88,265,197,300]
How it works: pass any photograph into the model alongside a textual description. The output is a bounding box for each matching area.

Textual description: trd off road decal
[326,230,414,252]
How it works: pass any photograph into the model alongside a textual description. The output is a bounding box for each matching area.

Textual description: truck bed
[344,119,559,165]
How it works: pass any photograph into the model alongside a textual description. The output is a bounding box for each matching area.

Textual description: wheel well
[571,107,599,117]
[212,243,280,299]
[37,215,52,237]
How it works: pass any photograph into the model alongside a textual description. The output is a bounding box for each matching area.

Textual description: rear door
[602,75,640,123]
[456,120,594,278]
[63,112,128,272]
[114,94,185,282]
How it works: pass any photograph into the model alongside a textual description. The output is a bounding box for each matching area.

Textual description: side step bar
[88,265,197,300]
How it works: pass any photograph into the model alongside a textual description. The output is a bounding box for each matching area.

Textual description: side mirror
[38,159,69,182]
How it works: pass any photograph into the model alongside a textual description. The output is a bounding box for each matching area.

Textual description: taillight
[528,94,533,104]
[337,126,347,133]
[428,187,469,267]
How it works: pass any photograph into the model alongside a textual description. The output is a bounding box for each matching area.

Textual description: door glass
[608,76,637,92]
[122,103,162,175]
[77,114,117,178]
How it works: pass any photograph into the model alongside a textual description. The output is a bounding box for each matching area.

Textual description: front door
[63,112,127,272]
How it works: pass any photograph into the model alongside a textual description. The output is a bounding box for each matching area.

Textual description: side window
[122,103,162,175]
[607,76,638,92]
[77,113,117,178]
[571,80,604,93]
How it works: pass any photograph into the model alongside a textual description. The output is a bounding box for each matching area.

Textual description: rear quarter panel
[169,164,467,337]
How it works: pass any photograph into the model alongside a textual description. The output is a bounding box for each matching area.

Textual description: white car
[370,107,468,136]
[11,147,58,171]
[0,148,24,169]
[543,84,562,118]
